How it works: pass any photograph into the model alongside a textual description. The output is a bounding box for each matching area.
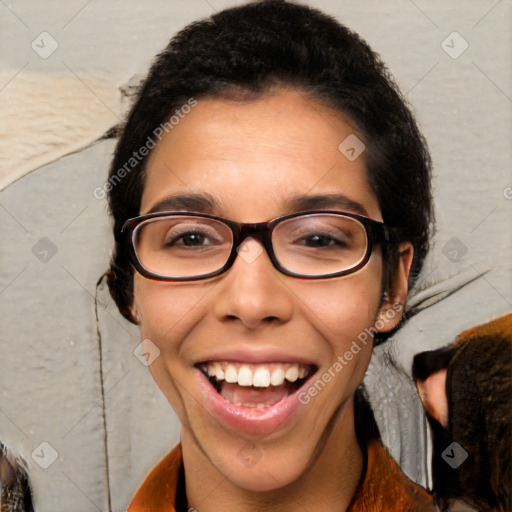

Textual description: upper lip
[193,346,319,368]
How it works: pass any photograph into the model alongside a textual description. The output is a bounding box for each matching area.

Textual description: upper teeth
[202,362,309,388]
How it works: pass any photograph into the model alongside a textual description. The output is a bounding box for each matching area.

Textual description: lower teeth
[211,378,305,407]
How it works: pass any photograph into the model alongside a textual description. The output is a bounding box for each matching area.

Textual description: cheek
[133,277,212,353]
[292,258,383,338]
[132,277,214,419]
[289,258,383,387]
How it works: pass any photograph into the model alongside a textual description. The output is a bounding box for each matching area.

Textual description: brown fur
[413,313,512,511]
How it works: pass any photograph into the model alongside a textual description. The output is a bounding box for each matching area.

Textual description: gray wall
[1,1,511,511]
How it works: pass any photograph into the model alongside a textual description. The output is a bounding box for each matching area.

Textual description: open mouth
[196,361,317,408]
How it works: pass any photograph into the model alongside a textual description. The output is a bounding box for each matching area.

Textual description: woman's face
[131,89,411,492]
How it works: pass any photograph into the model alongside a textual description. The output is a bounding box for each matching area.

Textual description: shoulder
[349,439,436,512]
[127,444,183,512]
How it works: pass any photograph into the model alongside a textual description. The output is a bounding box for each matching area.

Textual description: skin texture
[130,88,413,512]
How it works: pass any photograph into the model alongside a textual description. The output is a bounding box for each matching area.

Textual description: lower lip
[197,371,311,436]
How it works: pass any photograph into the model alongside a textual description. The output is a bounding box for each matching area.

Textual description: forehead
[141,89,381,221]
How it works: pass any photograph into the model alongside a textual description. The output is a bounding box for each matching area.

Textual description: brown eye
[295,232,350,249]
[165,230,212,247]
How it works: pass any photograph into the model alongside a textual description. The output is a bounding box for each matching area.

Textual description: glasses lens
[273,214,368,276]
[133,216,233,278]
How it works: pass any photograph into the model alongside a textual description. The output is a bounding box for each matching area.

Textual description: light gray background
[1,1,511,511]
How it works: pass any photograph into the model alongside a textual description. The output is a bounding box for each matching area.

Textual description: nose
[212,237,294,330]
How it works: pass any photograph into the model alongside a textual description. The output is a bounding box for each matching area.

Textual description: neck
[182,396,365,512]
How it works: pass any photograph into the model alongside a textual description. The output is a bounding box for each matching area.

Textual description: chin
[214,448,310,493]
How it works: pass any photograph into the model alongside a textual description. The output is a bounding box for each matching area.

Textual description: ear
[129,298,140,325]
[376,242,414,333]
[416,369,449,427]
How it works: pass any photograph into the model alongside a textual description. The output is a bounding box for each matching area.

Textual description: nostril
[222,314,279,327]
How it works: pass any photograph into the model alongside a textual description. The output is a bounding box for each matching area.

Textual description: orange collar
[127,439,434,512]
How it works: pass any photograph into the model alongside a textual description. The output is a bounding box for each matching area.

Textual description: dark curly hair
[106,0,433,324]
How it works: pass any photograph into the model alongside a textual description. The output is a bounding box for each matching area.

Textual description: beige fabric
[0,70,142,190]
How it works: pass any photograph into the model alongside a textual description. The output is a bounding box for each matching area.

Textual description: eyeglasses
[121,210,402,281]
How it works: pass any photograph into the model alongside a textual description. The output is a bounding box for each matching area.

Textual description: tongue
[220,382,290,407]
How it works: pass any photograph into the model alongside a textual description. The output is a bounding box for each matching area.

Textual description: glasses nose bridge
[233,221,274,259]
[237,221,269,243]
[238,222,268,237]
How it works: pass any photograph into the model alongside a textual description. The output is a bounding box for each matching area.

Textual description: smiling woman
[105,1,434,511]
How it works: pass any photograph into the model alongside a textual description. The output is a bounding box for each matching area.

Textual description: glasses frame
[121,210,403,281]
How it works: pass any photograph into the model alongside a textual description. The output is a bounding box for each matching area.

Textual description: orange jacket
[127,439,435,511]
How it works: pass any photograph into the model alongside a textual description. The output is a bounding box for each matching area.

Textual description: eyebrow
[145,193,220,214]
[145,192,369,217]
[285,193,369,216]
